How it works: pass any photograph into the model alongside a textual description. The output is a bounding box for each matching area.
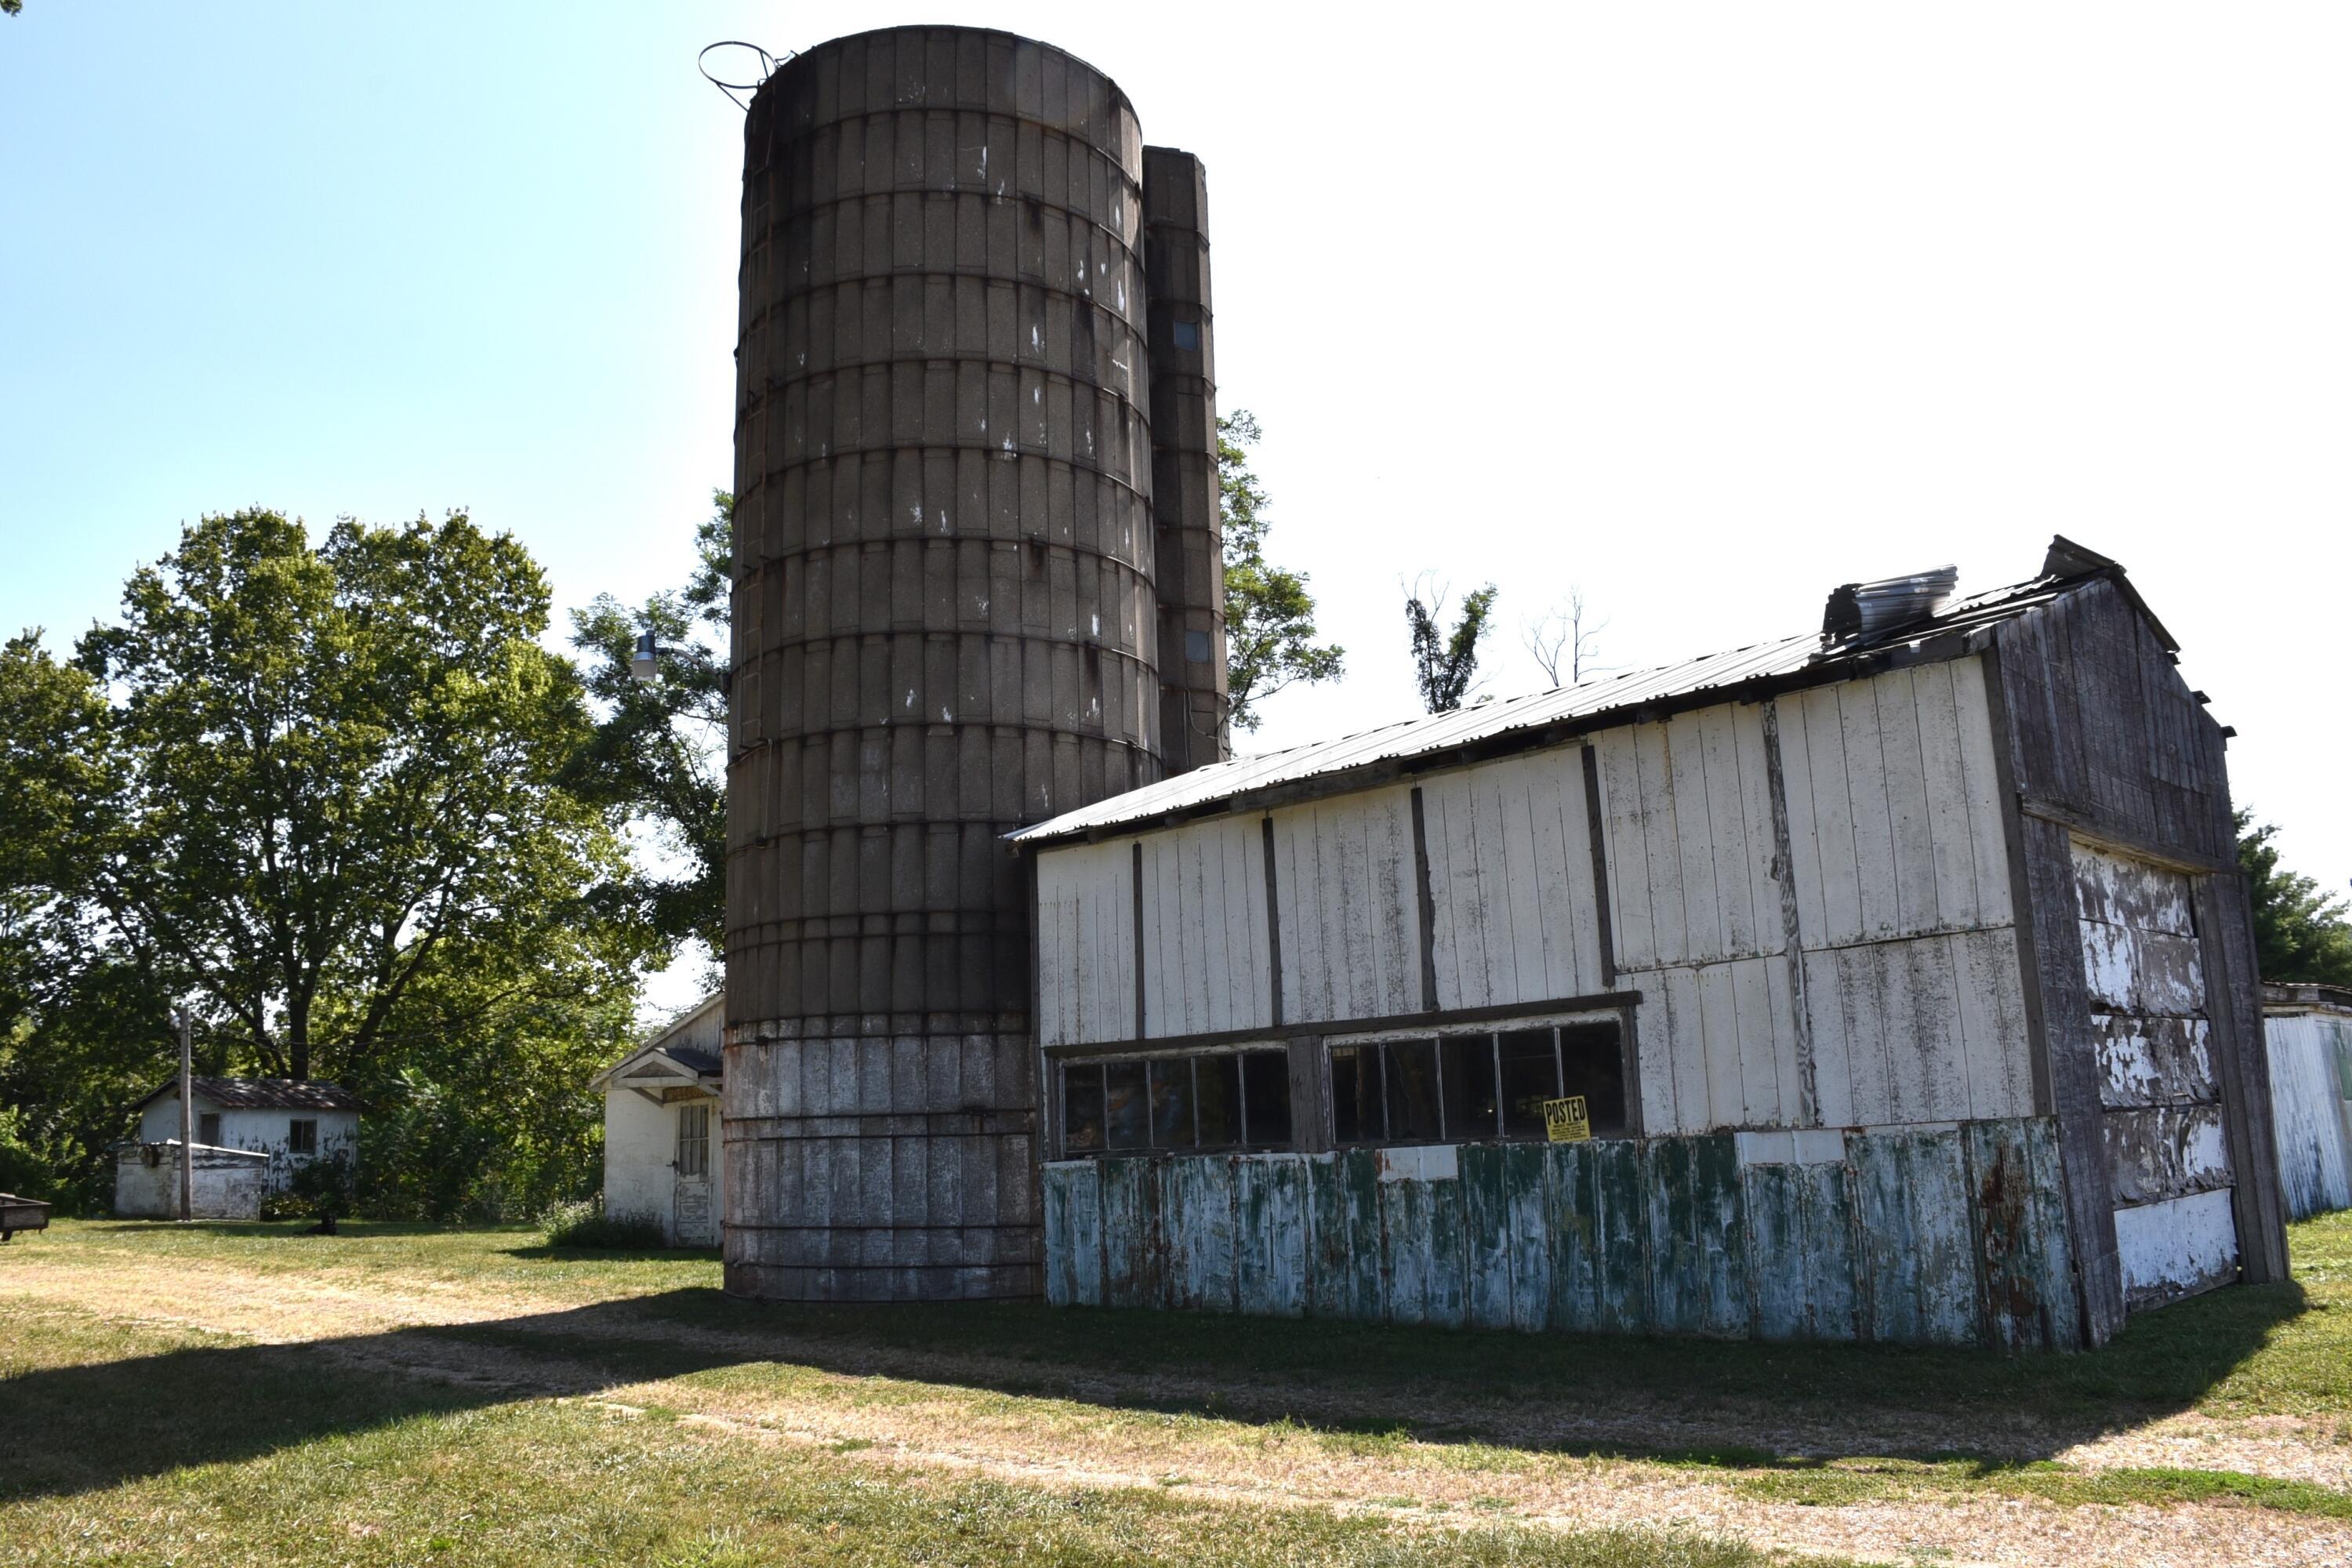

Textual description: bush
[288,1149,357,1232]
[542,1198,665,1250]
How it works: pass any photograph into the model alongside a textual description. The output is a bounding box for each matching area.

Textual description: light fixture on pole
[630,631,661,684]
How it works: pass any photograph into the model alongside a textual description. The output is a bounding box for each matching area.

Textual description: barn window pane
[1561,1021,1630,1137]
[1149,1058,1196,1149]
[1063,1065,1105,1154]
[1499,1029,1561,1138]
[1329,1046,1381,1143]
[1196,1053,1242,1149]
[675,1103,710,1178]
[1104,1060,1149,1149]
[1383,1039,1442,1143]
[1440,1034,1499,1140]
[287,1119,318,1156]
[1241,1051,1291,1147]
[196,1113,221,1146]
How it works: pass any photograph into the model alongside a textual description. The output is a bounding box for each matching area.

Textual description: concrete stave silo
[724,26,1196,1301]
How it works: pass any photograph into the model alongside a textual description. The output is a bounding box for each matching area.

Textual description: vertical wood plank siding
[2264,1010,2352,1218]
[1041,1116,2076,1348]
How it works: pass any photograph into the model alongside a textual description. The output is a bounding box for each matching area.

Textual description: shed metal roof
[1011,560,2103,848]
[135,1077,365,1113]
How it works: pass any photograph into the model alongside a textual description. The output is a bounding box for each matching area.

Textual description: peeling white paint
[2115,1187,2238,1308]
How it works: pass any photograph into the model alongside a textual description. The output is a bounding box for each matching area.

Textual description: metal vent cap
[1822,564,1959,641]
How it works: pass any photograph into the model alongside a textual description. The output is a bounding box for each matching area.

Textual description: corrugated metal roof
[136,1077,366,1112]
[1009,570,2081,846]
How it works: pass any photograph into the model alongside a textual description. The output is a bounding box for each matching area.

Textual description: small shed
[2264,982,2352,1218]
[593,994,724,1246]
[1014,539,2291,1350]
[125,1076,363,1211]
[113,1140,271,1219]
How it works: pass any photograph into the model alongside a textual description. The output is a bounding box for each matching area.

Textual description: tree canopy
[2237,811,2352,988]
[1219,412,1344,731]
[0,510,644,1215]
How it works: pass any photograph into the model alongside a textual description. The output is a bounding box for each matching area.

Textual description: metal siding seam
[1581,744,1619,988]
[1131,840,1146,1040]
[1762,701,1820,1125]
[1261,815,1283,1027]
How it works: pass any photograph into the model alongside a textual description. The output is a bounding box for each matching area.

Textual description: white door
[672,1101,716,1247]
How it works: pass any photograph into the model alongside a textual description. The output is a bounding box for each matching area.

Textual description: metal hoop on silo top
[698,41,787,111]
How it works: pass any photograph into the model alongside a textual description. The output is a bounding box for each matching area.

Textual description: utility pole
[177,1010,194,1222]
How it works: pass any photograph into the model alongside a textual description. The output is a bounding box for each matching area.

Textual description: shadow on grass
[2,1261,2313,1508]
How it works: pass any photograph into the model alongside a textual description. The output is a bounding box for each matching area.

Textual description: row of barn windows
[1058,1017,1630,1156]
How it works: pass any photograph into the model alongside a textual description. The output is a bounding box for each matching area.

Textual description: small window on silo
[1185,630,1211,663]
[1172,319,1200,351]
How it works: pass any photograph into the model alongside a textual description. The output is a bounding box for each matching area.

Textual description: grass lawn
[2,1212,2348,1566]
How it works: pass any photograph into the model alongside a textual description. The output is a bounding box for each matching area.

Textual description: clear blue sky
[8,4,2350,928]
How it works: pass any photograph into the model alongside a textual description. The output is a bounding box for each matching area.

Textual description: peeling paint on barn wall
[1043,1118,2079,1349]
[2264,1005,2352,1218]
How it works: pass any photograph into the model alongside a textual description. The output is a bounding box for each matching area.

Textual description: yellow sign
[1542,1094,1592,1144]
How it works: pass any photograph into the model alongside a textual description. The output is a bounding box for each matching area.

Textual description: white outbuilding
[2265,983,2352,1218]
[117,1076,364,1218]
[593,994,724,1246]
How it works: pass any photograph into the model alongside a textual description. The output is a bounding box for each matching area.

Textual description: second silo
[725,26,1214,1301]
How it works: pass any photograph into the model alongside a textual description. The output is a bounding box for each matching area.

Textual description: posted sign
[1542,1094,1592,1143]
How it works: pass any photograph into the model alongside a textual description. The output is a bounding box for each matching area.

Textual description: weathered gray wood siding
[2265,1008,2352,1219]
[1042,1117,2078,1348]
[1989,576,2290,1341]
[1270,783,1425,1024]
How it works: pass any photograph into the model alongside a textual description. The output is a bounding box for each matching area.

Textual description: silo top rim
[753,24,1138,122]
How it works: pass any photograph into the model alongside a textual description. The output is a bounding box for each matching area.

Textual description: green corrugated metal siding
[1039,1119,2081,1348]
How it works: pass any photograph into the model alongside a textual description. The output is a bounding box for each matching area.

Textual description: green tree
[1403,575,1499,714]
[1219,412,1343,731]
[0,510,644,1215]
[567,492,731,961]
[2237,811,2352,987]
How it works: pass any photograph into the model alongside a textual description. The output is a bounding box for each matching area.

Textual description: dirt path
[7,1249,2349,1568]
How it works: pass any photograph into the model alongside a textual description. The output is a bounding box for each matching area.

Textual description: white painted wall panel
[1592,707,1782,975]
[1271,783,1423,1027]
[2266,1011,2352,1219]
[2115,1187,2240,1308]
[1421,750,1603,1012]
[1140,817,1272,1040]
[1033,838,1135,1047]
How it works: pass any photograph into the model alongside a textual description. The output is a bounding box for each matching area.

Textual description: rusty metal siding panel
[1160,1153,1236,1312]
[1040,1160,1102,1306]
[1546,1138,1649,1334]
[1851,1126,1979,1345]
[1966,1117,2081,1351]
[1643,1135,1748,1336]
[1743,1160,1860,1342]
[1305,1149,1382,1319]
[1234,1155,1308,1318]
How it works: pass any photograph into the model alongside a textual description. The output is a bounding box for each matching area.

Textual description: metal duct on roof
[1821,565,1959,641]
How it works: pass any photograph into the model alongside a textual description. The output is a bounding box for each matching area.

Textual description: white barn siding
[1270,784,1423,1025]
[1140,815,1273,1038]
[2265,1009,2352,1219]
[1420,751,1605,1011]
[1034,839,1135,1047]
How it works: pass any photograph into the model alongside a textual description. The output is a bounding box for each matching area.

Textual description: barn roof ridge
[1010,541,2154,847]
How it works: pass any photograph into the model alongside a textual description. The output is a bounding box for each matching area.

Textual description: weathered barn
[2264,982,2352,1219]
[594,993,726,1247]
[1013,541,2289,1348]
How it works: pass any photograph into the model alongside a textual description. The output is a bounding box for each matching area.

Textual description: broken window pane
[287,1118,318,1156]
[1241,1051,1291,1147]
[1383,1039,1442,1143]
[1440,1034,1499,1140]
[1063,1064,1105,1154]
[1149,1058,1196,1149]
[1560,1021,1629,1137]
[1499,1028,1560,1138]
[1329,1045,1381,1143]
[1196,1053,1242,1149]
[1104,1060,1149,1150]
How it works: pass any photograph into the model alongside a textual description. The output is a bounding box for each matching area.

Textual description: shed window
[197,1112,221,1146]
[1059,1048,1290,1157]
[675,1102,710,1178]
[287,1119,318,1155]
[1330,1018,1629,1146]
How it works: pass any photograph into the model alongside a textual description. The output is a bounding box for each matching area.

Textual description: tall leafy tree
[1403,575,1499,714]
[61,510,638,1084]
[2237,811,2352,987]
[568,491,732,962]
[1218,412,1343,731]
